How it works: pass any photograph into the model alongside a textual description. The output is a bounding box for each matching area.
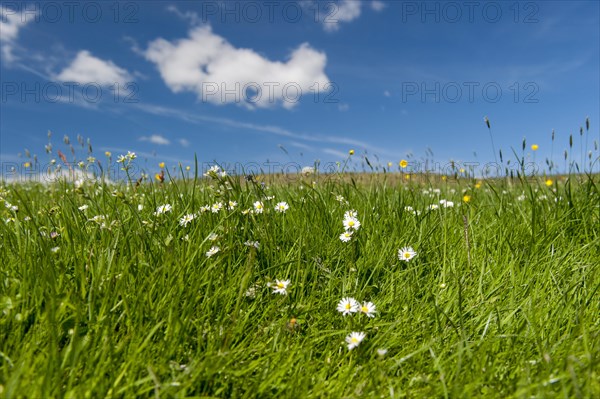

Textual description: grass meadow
[1,145,599,398]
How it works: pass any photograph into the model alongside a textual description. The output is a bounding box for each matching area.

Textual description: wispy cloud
[371,1,386,12]
[0,6,36,64]
[322,148,347,158]
[139,134,170,145]
[131,102,400,158]
[289,142,314,151]
[166,5,202,25]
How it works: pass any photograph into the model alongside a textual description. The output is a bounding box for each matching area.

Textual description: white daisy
[274,202,289,213]
[343,216,361,231]
[211,202,223,213]
[345,331,366,350]
[253,201,264,214]
[428,204,439,210]
[359,301,376,318]
[228,200,237,210]
[208,233,218,241]
[272,279,290,295]
[154,204,172,216]
[205,246,220,258]
[337,297,359,315]
[339,231,353,242]
[179,213,195,227]
[78,204,89,211]
[398,246,417,262]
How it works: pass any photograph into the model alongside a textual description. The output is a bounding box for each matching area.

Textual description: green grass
[1,171,599,398]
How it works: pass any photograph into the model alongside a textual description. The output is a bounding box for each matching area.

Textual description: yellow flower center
[404,253,411,259]
[351,337,359,343]
[345,303,351,310]
[361,306,368,313]
[277,282,285,289]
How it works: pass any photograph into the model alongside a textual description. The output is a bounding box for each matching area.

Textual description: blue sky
[1,0,599,176]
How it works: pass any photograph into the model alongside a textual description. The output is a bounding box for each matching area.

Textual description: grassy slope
[1,173,599,398]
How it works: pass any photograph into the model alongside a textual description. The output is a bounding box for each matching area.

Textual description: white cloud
[139,134,171,145]
[371,1,386,12]
[56,50,132,86]
[143,25,330,109]
[0,7,25,42]
[178,138,190,147]
[0,6,35,63]
[338,103,349,112]
[323,0,362,32]
[384,90,391,97]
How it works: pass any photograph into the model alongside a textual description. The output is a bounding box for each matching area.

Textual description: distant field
[1,168,599,398]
